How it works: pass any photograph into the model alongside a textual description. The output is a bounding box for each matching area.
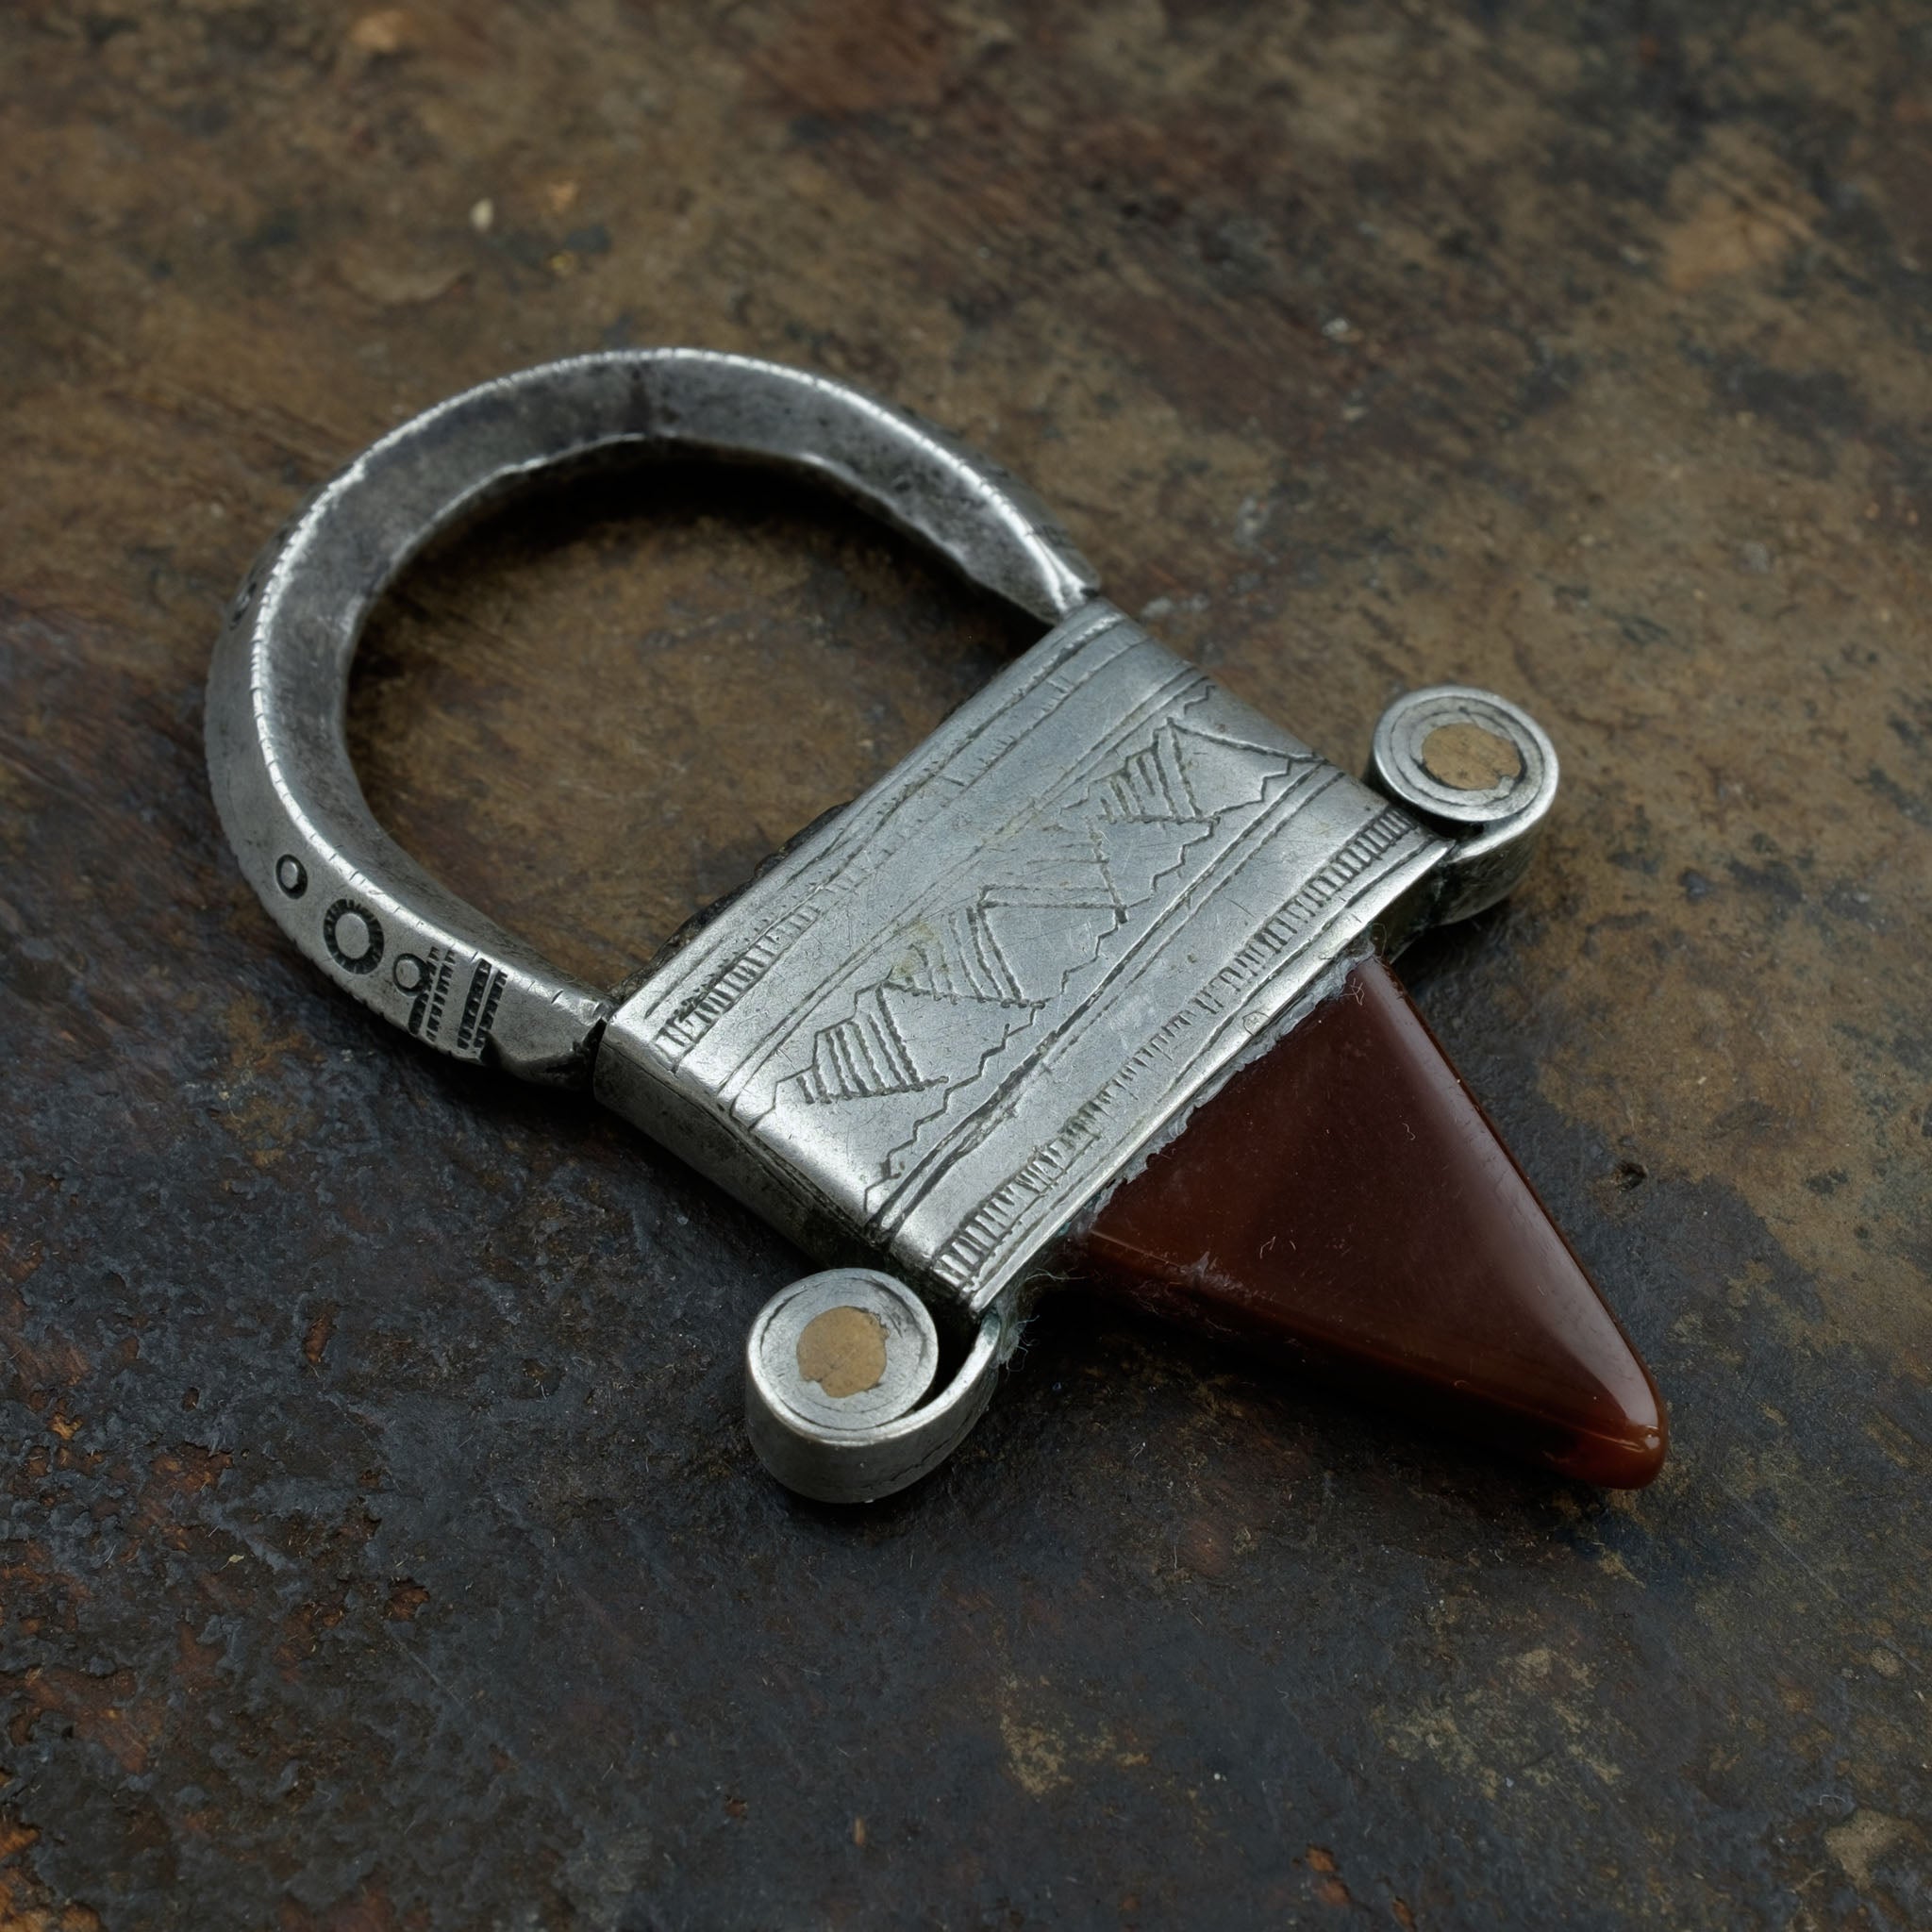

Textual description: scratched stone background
[1,2,1928,1927]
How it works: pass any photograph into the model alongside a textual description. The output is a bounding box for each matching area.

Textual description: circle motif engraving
[324,899,385,974]
[275,855,308,897]
[392,954,425,993]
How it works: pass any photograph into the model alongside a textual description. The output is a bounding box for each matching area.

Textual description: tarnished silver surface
[206,349,1557,1501]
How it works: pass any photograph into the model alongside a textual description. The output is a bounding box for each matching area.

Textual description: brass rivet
[1421,722,1522,791]
[795,1305,889,1399]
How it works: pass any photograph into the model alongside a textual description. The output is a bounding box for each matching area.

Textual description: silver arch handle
[205,350,1102,1085]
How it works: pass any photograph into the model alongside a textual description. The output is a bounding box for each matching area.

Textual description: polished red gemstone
[1076,958,1667,1487]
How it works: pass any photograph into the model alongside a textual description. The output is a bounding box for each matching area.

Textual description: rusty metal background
[2,3,1927,1926]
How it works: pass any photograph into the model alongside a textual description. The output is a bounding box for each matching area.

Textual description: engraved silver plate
[206,349,1560,1501]
[594,600,1451,1314]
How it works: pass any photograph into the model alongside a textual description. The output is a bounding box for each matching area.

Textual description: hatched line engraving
[924,806,1421,1293]
[647,619,1176,1068]
[410,948,455,1041]
[865,757,1334,1224]
[476,967,508,1048]
[455,958,508,1054]
[658,904,828,1055]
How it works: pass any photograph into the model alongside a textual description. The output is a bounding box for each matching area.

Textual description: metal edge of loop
[204,350,1104,1087]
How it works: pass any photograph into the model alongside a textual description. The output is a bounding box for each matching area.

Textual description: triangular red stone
[1076,958,1667,1487]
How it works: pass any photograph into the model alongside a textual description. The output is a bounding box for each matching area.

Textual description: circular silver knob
[744,1270,1008,1504]
[748,1270,941,1435]
[1369,686,1559,923]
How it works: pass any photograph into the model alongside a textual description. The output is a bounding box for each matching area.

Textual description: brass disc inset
[795,1305,889,1399]
[1421,721,1523,791]
[747,1269,941,1436]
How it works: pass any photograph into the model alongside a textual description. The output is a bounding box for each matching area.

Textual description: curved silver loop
[744,1273,1008,1504]
[206,350,1102,1085]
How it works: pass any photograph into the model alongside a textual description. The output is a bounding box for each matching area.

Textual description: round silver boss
[1367,686,1559,923]
[1370,685,1557,828]
[746,1270,941,1435]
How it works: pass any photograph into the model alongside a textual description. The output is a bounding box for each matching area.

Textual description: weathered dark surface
[2,3,1928,1926]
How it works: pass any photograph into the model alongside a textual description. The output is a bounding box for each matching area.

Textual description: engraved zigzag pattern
[798,985,923,1103]
[788,720,1290,1174]
[792,982,1041,1108]
[895,904,1029,1005]
[929,806,1417,1290]
[1092,719,1200,823]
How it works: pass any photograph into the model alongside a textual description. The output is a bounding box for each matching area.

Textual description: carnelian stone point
[1077,958,1667,1488]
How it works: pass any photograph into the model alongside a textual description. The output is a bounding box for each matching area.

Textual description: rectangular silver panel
[596,602,1448,1309]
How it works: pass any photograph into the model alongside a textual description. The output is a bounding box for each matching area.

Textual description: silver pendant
[207,352,1557,1502]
